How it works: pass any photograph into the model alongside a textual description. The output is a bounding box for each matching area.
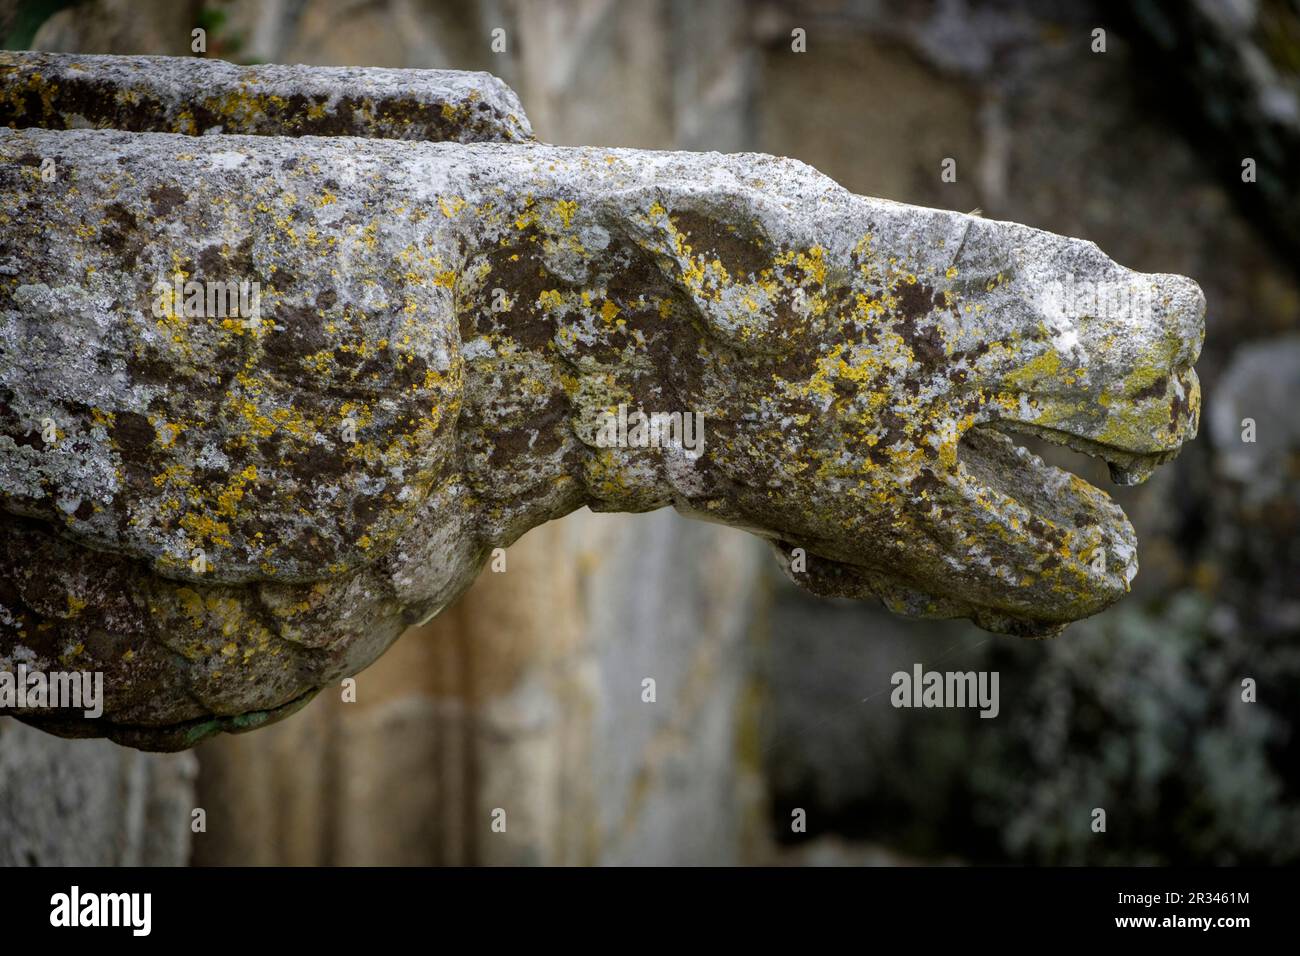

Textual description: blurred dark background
[1,0,1297,865]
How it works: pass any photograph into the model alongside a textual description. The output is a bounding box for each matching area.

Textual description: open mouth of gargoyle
[959,417,1176,508]
[954,416,1157,575]
[777,382,1199,637]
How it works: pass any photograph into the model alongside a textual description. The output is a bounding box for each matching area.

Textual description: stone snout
[749,213,1208,639]
[986,266,1205,482]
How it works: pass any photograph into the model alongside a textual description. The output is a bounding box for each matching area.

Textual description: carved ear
[613,192,807,354]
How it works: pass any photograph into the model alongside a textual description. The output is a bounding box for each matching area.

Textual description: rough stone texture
[0,50,534,142]
[5,0,768,869]
[189,0,770,868]
[0,718,196,864]
[0,50,1203,750]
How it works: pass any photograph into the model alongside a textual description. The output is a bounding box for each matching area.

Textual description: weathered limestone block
[0,51,533,142]
[0,54,1204,750]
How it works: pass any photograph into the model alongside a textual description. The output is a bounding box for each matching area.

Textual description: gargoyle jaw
[979,421,1175,487]
[772,378,1203,640]
[770,539,1072,639]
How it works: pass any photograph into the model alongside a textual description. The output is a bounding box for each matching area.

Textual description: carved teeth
[1107,459,1157,486]
[985,420,1168,488]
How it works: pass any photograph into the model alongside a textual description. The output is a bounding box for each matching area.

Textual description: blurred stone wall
[0,720,195,865]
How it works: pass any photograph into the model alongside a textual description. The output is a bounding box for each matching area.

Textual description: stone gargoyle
[0,52,1203,750]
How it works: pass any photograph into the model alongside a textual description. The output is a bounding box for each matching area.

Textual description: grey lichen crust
[0,56,1203,750]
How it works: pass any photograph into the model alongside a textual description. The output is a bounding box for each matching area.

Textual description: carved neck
[457,335,720,549]
[441,145,786,545]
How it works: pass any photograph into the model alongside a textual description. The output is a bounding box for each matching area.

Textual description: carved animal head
[629,179,1204,637]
